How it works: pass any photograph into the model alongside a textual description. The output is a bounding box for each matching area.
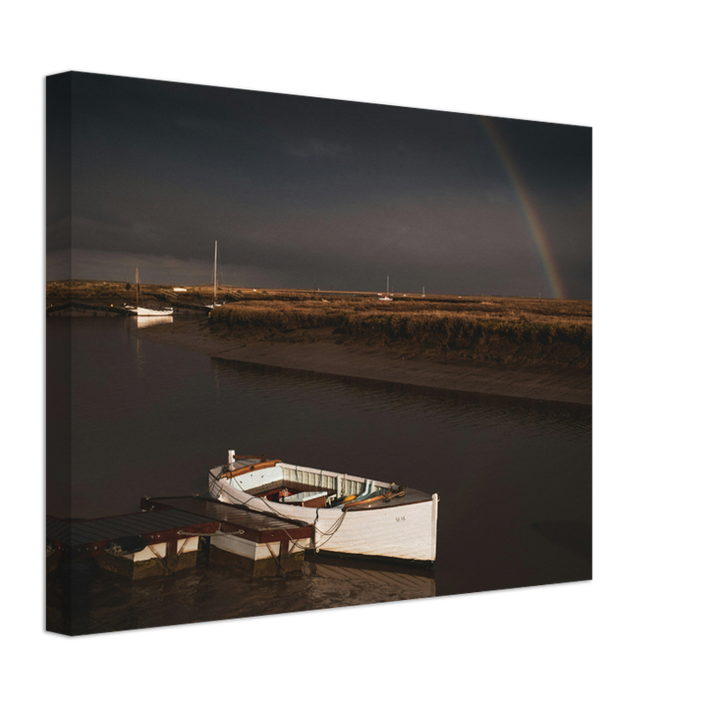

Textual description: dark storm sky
[47,72,592,299]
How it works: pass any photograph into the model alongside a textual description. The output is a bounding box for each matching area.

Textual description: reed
[208,297,592,368]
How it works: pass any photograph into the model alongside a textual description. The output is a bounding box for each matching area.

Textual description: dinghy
[208,451,438,564]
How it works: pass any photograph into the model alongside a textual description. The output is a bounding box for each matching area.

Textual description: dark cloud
[47,71,592,298]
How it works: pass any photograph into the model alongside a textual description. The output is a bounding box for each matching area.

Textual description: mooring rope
[313,508,349,550]
[212,475,298,522]
[280,528,310,552]
[148,543,173,575]
[264,541,287,578]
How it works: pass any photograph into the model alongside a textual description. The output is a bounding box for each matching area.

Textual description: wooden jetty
[46,496,313,579]
[142,496,314,577]
[46,301,133,316]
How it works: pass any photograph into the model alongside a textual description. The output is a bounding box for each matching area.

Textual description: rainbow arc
[480,117,566,300]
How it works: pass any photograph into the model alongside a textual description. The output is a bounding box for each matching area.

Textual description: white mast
[213,240,218,306]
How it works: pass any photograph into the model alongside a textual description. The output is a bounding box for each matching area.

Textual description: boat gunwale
[342,495,434,511]
[212,474,434,513]
[219,459,283,480]
[213,461,396,491]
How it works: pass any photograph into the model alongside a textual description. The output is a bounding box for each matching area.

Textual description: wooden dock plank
[47,496,314,564]
[141,496,313,542]
[46,508,222,555]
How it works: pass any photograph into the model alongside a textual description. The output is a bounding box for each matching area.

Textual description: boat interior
[217,456,431,510]
[247,479,411,509]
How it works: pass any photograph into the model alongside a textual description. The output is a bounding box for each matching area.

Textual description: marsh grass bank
[208,296,592,370]
[49,281,592,403]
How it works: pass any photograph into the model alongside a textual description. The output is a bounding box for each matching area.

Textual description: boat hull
[133,306,174,316]
[208,465,438,564]
[124,304,174,316]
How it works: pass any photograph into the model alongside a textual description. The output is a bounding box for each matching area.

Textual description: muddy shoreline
[137,318,591,406]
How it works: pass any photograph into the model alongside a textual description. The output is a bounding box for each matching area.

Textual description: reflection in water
[305,555,436,599]
[134,315,174,329]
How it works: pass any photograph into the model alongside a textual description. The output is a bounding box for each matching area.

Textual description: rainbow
[480,116,566,300]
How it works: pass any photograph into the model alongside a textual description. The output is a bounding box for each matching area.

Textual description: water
[46,316,591,634]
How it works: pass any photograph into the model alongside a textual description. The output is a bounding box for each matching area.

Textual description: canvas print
[46,72,592,635]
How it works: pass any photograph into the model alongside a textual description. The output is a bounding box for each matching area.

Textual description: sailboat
[124,268,173,316]
[206,241,224,310]
[378,275,393,302]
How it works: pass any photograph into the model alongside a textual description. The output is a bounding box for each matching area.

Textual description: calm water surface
[46,316,591,634]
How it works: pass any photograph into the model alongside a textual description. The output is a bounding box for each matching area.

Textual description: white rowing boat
[208,451,438,564]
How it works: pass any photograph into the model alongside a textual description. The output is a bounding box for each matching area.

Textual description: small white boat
[124,268,174,316]
[125,305,174,316]
[208,451,439,565]
[378,275,393,302]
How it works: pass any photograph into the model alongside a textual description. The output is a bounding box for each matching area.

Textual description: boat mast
[135,268,139,308]
[213,241,218,305]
